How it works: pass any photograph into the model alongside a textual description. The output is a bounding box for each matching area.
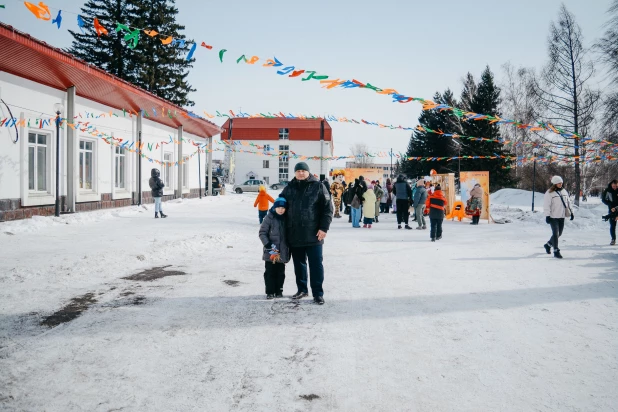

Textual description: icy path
[0,195,617,411]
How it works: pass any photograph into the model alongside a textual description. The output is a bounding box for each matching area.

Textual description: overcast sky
[0,0,612,165]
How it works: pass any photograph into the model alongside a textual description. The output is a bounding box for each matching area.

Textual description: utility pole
[390,148,393,179]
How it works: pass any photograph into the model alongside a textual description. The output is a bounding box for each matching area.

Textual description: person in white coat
[543,176,574,259]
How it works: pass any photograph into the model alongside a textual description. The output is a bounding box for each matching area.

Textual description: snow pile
[490,188,606,230]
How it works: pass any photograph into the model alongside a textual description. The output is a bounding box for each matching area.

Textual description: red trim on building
[220,118,332,141]
[0,23,221,138]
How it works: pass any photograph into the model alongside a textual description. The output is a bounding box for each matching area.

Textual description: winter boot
[405,225,413,230]
[416,226,423,230]
[160,211,168,218]
[314,296,325,305]
[375,216,379,223]
[611,239,616,246]
[544,243,552,254]
[368,224,372,229]
[363,224,368,228]
[155,212,159,218]
[275,292,283,298]
[431,238,435,242]
[422,225,427,230]
[292,291,308,300]
[554,249,563,259]
[437,236,442,240]
[398,225,402,229]
[266,294,275,300]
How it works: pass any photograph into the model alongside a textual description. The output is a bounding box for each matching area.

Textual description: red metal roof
[221,118,333,141]
[0,23,221,138]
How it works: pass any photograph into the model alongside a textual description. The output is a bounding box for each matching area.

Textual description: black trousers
[396,199,409,224]
[264,262,285,295]
[291,245,324,297]
[610,218,617,241]
[547,218,565,250]
[430,218,443,239]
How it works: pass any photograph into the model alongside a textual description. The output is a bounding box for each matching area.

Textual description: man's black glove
[546,216,551,224]
[570,213,574,221]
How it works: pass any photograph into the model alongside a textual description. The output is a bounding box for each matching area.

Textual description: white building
[221,118,333,185]
[345,162,396,181]
[0,23,221,221]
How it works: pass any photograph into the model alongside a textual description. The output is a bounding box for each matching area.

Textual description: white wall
[232,139,332,185]
[0,71,210,207]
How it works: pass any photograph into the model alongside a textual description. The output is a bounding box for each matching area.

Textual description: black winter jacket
[602,185,618,211]
[149,173,165,197]
[393,177,412,201]
[258,209,290,263]
[280,175,334,247]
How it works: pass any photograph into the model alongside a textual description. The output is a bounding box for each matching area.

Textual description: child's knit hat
[273,197,287,209]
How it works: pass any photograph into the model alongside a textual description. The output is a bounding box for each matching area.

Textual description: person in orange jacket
[428,184,448,242]
[255,185,275,223]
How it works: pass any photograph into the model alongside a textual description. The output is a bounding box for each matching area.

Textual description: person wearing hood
[148,168,167,218]
[258,197,290,299]
[392,175,412,229]
[279,162,333,305]
[601,179,618,245]
[428,184,447,241]
[254,185,275,224]
[350,179,362,228]
[343,181,355,223]
[543,176,574,259]
[373,181,384,223]
[413,179,428,230]
[468,183,483,225]
[362,183,377,228]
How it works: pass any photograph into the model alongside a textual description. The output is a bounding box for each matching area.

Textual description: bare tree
[349,143,374,167]
[596,0,618,139]
[529,4,601,206]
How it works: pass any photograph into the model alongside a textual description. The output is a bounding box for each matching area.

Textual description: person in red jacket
[428,184,447,242]
[254,186,275,223]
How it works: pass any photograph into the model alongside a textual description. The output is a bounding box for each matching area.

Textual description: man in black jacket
[280,162,333,304]
[392,175,412,229]
[602,179,618,245]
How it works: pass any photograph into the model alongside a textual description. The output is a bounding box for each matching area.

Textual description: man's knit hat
[273,197,287,209]
[294,162,310,172]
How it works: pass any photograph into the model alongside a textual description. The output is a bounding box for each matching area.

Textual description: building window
[114,146,126,189]
[263,144,271,152]
[28,132,49,192]
[263,160,269,169]
[279,145,289,181]
[279,128,289,140]
[79,140,95,190]
[183,161,189,188]
[164,152,173,189]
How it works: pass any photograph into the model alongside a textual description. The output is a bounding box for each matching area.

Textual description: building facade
[221,118,333,185]
[344,162,395,181]
[0,24,221,221]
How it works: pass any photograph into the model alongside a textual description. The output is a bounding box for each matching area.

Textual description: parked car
[205,175,222,196]
[270,180,289,191]
[233,179,266,194]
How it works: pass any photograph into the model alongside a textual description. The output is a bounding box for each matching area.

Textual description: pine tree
[131,0,196,107]
[459,66,515,191]
[401,91,458,178]
[67,0,140,84]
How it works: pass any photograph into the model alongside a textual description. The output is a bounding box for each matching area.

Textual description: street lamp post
[53,103,64,217]
[532,147,539,212]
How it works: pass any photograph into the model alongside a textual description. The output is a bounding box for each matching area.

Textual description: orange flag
[200,42,213,50]
[94,17,108,37]
[24,1,51,20]
[144,29,158,37]
[161,36,173,45]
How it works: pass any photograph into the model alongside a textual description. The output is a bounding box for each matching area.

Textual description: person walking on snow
[279,162,333,305]
[469,183,483,225]
[373,181,384,223]
[413,179,428,230]
[254,185,275,224]
[428,184,447,241]
[543,176,574,259]
[362,183,377,228]
[350,179,362,228]
[148,168,167,218]
[258,197,290,299]
[393,175,412,229]
[601,179,618,245]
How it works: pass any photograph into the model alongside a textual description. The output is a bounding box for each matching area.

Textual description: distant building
[345,162,395,182]
[221,118,333,185]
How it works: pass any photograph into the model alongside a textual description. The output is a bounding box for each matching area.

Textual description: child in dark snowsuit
[258,197,290,299]
[148,168,167,218]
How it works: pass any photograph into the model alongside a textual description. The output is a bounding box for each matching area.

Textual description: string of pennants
[14,1,609,146]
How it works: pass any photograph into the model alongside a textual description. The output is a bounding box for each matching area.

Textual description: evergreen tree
[67,0,196,107]
[401,91,458,178]
[459,66,515,191]
[131,0,196,107]
[67,0,140,84]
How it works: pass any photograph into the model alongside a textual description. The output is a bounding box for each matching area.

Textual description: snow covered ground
[0,190,617,411]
